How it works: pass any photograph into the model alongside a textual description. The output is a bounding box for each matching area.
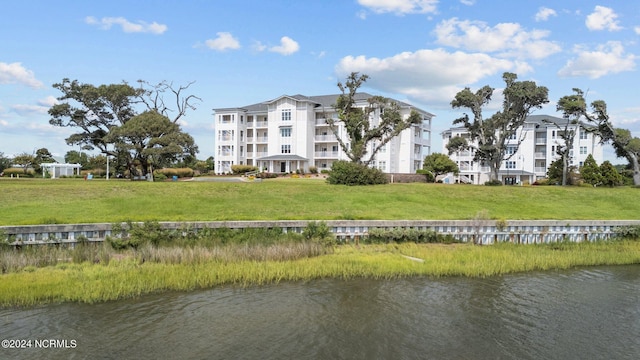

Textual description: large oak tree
[48,79,200,180]
[327,72,422,165]
[557,89,640,186]
[447,72,549,182]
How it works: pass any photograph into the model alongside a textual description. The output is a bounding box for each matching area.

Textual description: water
[1,265,639,359]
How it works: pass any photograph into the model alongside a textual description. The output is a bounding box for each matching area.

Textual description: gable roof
[213,92,431,115]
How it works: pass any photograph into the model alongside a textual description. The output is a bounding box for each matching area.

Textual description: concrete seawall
[2,220,639,246]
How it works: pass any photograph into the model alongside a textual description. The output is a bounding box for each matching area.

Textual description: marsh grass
[2,241,639,307]
[1,178,640,225]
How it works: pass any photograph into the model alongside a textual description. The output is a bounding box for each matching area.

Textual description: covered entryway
[257,155,309,174]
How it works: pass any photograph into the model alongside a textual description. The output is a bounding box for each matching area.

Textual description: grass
[1,178,639,225]
[1,241,639,307]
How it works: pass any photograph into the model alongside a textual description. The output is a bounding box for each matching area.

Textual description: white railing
[315,151,340,158]
[315,135,337,142]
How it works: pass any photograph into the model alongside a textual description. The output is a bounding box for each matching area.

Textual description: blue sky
[1,0,639,164]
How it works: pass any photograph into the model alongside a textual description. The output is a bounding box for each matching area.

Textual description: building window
[280,127,292,137]
[282,109,291,121]
[378,161,386,171]
[506,146,517,155]
[505,161,516,169]
[580,129,588,140]
[507,133,517,140]
[580,146,587,155]
[281,145,291,154]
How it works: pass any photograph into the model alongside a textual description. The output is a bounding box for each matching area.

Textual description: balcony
[535,152,546,158]
[255,121,268,128]
[535,137,547,145]
[315,134,337,142]
[534,167,547,173]
[255,136,269,143]
[315,151,339,158]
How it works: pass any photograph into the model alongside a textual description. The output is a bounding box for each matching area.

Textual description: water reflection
[1,265,639,360]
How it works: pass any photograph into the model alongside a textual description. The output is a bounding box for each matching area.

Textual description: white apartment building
[441,115,604,184]
[213,93,434,175]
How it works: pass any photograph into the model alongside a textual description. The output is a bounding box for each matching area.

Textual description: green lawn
[1,177,639,225]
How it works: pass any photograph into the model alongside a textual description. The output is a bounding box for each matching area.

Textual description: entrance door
[280,162,286,173]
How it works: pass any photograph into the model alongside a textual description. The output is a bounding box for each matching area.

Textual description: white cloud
[38,96,58,107]
[635,26,640,35]
[460,0,475,5]
[11,96,57,116]
[585,6,621,31]
[357,0,438,15]
[558,41,635,79]
[269,36,300,55]
[0,62,43,89]
[85,16,167,34]
[434,18,561,59]
[204,32,241,51]
[535,7,557,22]
[335,48,517,105]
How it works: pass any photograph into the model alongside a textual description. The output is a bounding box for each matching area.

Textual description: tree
[557,89,640,186]
[547,158,577,185]
[65,150,89,167]
[104,111,197,179]
[49,78,201,180]
[600,160,623,187]
[580,154,601,186]
[449,72,549,182]
[543,115,582,186]
[135,80,202,124]
[327,72,422,165]
[0,152,12,173]
[49,79,141,154]
[422,153,459,182]
[33,148,55,175]
[12,153,34,174]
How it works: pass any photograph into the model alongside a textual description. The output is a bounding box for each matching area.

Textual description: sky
[1,0,640,164]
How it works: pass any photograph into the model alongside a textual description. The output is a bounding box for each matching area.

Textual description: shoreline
[2,242,639,308]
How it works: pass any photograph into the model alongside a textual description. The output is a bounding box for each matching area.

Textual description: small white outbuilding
[41,163,82,179]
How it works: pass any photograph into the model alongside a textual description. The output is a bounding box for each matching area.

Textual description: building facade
[213,93,434,175]
[441,115,604,184]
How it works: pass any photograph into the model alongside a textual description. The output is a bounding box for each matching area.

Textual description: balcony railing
[315,135,337,142]
[535,152,546,158]
[535,138,547,145]
[255,136,269,143]
[255,121,268,128]
[535,167,547,173]
[315,151,339,158]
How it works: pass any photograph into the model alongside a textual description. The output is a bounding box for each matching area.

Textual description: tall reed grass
[2,241,639,307]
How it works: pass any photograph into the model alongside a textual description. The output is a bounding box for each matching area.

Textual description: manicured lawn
[1,178,638,225]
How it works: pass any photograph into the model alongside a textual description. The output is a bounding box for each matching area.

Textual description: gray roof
[214,92,430,114]
[257,154,308,161]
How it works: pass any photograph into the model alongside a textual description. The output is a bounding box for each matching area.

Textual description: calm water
[1,265,639,360]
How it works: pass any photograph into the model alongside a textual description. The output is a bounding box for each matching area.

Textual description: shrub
[326,160,388,186]
[416,169,435,182]
[484,179,503,186]
[366,227,459,244]
[615,225,640,240]
[2,167,34,177]
[156,168,194,178]
[309,166,318,174]
[256,172,278,179]
[231,165,258,175]
[154,173,168,181]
